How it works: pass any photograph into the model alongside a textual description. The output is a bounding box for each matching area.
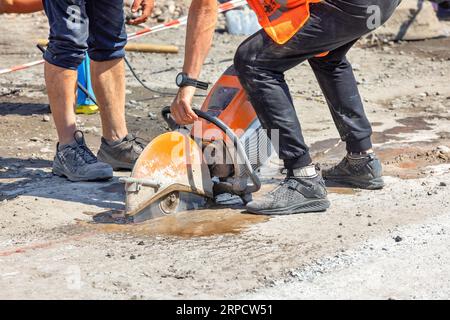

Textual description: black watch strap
[194,79,209,91]
[176,72,209,91]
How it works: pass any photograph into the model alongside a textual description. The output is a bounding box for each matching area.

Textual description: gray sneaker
[97,134,146,171]
[322,153,384,190]
[246,171,330,215]
[53,131,113,182]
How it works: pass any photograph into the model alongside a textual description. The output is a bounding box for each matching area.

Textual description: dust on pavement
[0,13,449,299]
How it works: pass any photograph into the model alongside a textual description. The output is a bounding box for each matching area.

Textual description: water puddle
[311,117,440,157]
[75,208,269,239]
[310,138,344,161]
[309,116,449,179]
[370,117,436,145]
[99,182,125,194]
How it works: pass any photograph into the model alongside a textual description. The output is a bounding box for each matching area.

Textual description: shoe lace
[269,177,299,196]
[332,157,350,173]
[338,156,349,168]
[128,135,148,152]
[71,144,97,165]
[347,155,371,172]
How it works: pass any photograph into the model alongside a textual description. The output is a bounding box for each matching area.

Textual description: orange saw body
[122,66,273,222]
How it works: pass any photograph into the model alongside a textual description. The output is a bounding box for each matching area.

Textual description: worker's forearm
[0,0,13,13]
[183,0,218,78]
[0,0,44,13]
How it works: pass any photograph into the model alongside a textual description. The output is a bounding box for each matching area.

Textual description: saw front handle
[161,106,261,195]
[118,177,161,192]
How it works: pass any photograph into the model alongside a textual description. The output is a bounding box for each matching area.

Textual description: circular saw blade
[130,192,209,223]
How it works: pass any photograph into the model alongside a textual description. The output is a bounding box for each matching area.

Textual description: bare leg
[44,62,78,145]
[90,58,128,142]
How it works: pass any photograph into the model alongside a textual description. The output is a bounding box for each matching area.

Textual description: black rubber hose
[124,56,176,97]
[124,56,207,98]
[161,106,261,194]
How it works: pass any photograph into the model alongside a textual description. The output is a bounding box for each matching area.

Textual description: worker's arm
[0,0,43,13]
[170,0,218,125]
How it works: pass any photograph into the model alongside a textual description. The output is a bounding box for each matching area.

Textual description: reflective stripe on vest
[247,0,321,45]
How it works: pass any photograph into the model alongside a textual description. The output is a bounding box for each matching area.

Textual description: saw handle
[161,106,261,194]
[161,107,181,131]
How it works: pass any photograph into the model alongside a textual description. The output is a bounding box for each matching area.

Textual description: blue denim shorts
[43,0,127,70]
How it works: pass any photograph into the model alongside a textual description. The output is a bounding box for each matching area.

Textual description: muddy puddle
[311,116,441,155]
[310,138,345,161]
[310,116,449,179]
[99,182,126,194]
[369,117,441,145]
[309,117,434,161]
[74,185,357,239]
[68,209,269,239]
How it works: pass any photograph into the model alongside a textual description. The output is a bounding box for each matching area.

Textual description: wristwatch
[176,72,209,91]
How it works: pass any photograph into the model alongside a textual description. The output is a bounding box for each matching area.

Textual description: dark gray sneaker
[97,134,146,171]
[322,153,384,190]
[246,171,330,215]
[53,131,113,182]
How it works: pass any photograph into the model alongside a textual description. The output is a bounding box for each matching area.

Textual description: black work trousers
[234,0,400,169]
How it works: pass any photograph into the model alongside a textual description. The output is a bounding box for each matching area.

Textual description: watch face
[176,73,184,86]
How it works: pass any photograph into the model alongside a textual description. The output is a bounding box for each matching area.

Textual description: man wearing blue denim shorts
[43,0,153,182]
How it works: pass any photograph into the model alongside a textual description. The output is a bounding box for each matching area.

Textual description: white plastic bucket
[225,5,261,36]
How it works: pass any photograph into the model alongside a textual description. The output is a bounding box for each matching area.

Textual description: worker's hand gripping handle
[161,106,261,194]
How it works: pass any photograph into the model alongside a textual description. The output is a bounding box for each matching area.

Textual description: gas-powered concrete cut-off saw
[120,66,273,222]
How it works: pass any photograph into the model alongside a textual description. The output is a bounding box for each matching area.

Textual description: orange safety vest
[247,0,321,45]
